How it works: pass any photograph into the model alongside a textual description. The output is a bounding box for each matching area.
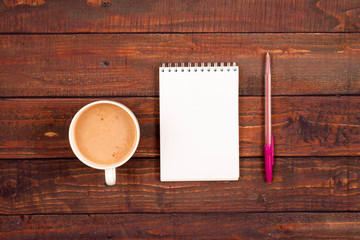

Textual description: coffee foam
[73,103,138,167]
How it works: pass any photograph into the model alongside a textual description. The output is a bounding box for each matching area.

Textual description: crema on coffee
[73,103,138,167]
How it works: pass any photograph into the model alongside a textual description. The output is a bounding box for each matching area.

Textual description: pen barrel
[265,58,271,146]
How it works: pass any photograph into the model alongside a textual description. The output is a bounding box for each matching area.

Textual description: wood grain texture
[1,0,359,237]
[1,34,360,97]
[0,213,359,239]
[1,97,359,159]
[0,157,360,214]
[0,0,359,33]
[3,0,45,7]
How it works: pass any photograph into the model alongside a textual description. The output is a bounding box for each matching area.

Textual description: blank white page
[160,63,239,181]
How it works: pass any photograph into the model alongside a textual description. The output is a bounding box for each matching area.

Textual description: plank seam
[1,210,360,217]
[1,94,360,99]
[1,156,359,161]
[0,32,359,35]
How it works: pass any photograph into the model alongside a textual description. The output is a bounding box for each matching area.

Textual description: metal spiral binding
[160,62,238,72]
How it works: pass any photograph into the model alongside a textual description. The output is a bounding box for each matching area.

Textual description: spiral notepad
[159,63,239,181]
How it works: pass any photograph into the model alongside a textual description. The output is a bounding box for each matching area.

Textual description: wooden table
[0,0,360,239]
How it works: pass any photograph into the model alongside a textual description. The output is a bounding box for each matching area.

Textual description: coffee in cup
[69,100,140,185]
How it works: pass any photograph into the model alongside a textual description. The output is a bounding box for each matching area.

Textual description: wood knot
[0,184,17,198]
[44,132,58,137]
[335,176,348,186]
[334,171,348,187]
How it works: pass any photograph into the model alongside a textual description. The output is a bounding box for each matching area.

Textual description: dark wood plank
[1,34,360,97]
[0,97,359,159]
[0,213,359,239]
[0,98,159,158]
[0,0,359,33]
[0,157,360,214]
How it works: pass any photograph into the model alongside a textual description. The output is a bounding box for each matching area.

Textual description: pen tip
[266,52,270,57]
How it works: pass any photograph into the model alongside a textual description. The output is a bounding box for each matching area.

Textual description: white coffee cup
[69,100,140,186]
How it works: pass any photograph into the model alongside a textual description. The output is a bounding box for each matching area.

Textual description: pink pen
[264,52,274,182]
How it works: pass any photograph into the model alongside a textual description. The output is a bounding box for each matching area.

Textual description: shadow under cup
[69,100,140,185]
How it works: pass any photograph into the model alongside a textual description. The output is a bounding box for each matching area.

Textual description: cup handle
[105,168,116,186]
